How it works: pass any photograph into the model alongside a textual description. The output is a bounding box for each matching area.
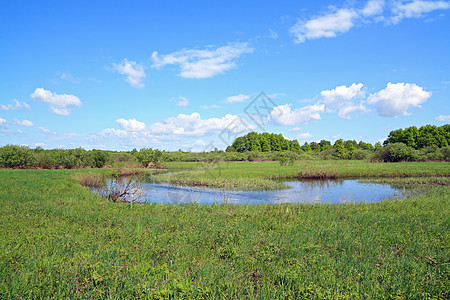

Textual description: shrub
[90,149,109,168]
[353,149,371,160]
[440,146,450,161]
[373,143,419,162]
[0,145,36,168]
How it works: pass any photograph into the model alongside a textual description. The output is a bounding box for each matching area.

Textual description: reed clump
[297,167,339,179]
[75,173,105,187]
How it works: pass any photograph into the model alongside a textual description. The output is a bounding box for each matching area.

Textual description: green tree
[334,139,346,158]
[301,142,311,152]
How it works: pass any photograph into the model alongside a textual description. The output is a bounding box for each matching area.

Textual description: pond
[96,178,412,205]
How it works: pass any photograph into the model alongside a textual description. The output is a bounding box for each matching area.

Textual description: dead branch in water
[99,176,147,203]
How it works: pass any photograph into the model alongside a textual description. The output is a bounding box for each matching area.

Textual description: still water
[126,179,410,205]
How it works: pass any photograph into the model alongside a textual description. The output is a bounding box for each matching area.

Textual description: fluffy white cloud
[225,94,250,103]
[112,59,146,88]
[116,118,147,132]
[320,83,365,105]
[150,112,252,136]
[16,119,34,127]
[39,127,56,135]
[0,117,7,128]
[270,104,325,125]
[362,0,385,17]
[320,83,367,119]
[101,128,129,138]
[35,143,46,147]
[1,99,30,111]
[290,8,358,43]
[151,42,254,79]
[31,88,82,116]
[435,115,450,122]
[297,132,313,140]
[368,82,431,117]
[290,0,447,44]
[391,0,450,24]
[170,96,189,107]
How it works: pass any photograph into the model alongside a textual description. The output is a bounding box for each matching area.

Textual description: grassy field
[154,160,450,190]
[1,164,449,299]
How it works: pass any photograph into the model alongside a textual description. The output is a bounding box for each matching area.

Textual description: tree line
[1,124,449,168]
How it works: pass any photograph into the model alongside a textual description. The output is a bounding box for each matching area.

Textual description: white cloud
[31,88,82,116]
[201,104,221,109]
[297,132,313,139]
[1,99,30,111]
[112,59,146,88]
[16,119,34,127]
[101,128,129,138]
[290,8,358,43]
[150,112,253,136]
[338,103,370,119]
[170,96,189,107]
[116,118,147,132]
[362,0,385,17]
[368,82,431,117]
[0,117,7,128]
[39,127,56,135]
[151,42,254,79]
[320,83,365,105]
[270,104,325,125]
[435,115,450,122]
[35,143,46,147]
[289,0,447,44]
[391,0,450,24]
[319,83,368,119]
[288,127,303,132]
[225,94,250,104]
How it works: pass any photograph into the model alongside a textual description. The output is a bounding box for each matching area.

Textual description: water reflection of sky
[138,180,409,205]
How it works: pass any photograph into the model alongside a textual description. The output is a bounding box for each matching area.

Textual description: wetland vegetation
[1,125,449,298]
[1,161,449,298]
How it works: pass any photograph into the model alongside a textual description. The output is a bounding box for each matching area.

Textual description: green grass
[1,167,449,299]
[155,160,450,190]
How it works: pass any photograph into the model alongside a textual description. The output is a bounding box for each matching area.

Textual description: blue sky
[1,0,449,151]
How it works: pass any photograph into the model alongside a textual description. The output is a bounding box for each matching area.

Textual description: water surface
[131,179,410,205]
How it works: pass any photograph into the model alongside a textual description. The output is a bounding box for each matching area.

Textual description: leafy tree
[289,140,301,151]
[334,139,346,158]
[310,142,320,152]
[347,143,355,159]
[319,140,331,151]
[301,142,311,152]
[384,124,450,149]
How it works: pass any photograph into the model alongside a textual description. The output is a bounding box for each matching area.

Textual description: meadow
[0,161,449,299]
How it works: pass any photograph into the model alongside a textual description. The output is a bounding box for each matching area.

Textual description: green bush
[373,143,419,162]
[90,149,109,168]
[353,149,371,160]
[440,146,450,161]
[0,145,37,168]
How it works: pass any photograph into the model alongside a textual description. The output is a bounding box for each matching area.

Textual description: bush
[90,149,110,168]
[0,145,36,168]
[440,146,450,161]
[353,149,371,160]
[373,143,419,162]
